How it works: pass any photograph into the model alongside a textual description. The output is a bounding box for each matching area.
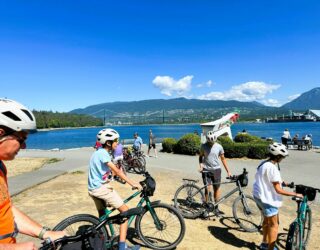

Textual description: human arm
[220,154,231,177]
[12,206,66,241]
[272,182,303,198]
[107,162,141,190]
[198,146,205,173]
[0,242,37,250]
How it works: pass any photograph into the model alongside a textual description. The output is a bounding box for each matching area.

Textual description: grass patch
[45,158,63,164]
[71,170,85,175]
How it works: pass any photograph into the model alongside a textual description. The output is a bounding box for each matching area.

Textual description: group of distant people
[281,128,313,149]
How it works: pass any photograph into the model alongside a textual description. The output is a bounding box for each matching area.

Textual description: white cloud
[261,98,281,107]
[196,80,213,88]
[288,94,300,101]
[198,81,281,102]
[152,75,193,96]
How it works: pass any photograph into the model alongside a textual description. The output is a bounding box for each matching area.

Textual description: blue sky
[1,1,320,112]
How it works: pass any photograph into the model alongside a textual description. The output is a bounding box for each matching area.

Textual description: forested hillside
[33,111,103,129]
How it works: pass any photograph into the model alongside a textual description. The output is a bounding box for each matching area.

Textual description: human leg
[267,215,279,250]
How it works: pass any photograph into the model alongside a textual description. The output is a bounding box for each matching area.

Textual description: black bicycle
[40,207,144,250]
[174,168,263,232]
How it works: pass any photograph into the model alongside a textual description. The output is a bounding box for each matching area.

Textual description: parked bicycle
[40,207,144,250]
[285,183,320,250]
[112,159,127,184]
[53,172,186,250]
[122,147,146,174]
[174,168,263,232]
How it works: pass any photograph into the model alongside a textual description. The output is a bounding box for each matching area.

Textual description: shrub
[247,144,269,159]
[234,133,262,143]
[223,143,250,158]
[217,136,233,147]
[173,133,201,155]
[161,138,177,153]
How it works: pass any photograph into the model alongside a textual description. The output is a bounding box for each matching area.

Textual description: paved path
[9,146,320,199]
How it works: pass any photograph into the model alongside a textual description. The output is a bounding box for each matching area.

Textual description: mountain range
[70,87,320,124]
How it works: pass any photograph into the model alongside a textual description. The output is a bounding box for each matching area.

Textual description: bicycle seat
[182,178,199,183]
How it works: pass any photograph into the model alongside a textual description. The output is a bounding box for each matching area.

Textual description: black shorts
[148,143,156,149]
[202,169,221,189]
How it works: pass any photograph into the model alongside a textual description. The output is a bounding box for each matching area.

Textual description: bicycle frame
[186,179,247,208]
[293,196,309,250]
[99,189,162,244]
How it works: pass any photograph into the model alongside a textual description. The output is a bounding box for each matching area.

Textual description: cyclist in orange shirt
[0,99,65,250]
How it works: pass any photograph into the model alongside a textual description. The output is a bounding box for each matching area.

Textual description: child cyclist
[253,143,303,250]
[88,128,141,250]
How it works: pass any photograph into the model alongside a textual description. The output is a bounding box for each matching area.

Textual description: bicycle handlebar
[226,168,248,181]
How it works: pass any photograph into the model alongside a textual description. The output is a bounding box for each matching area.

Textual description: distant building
[308,110,320,121]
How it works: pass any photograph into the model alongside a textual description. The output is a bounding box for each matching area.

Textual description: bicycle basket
[295,185,317,201]
[142,176,156,196]
[237,173,248,187]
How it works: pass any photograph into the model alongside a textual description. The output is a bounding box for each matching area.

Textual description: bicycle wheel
[135,203,185,250]
[133,158,146,174]
[303,208,312,247]
[174,183,204,219]
[291,222,302,250]
[53,214,109,240]
[232,195,263,232]
[138,155,146,167]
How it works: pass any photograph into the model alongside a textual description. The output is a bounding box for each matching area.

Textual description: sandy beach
[8,146,320,249]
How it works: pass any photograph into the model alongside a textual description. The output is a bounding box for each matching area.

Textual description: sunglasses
[7,133,27,146]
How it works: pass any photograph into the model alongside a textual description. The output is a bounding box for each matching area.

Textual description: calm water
[26,122,320,150]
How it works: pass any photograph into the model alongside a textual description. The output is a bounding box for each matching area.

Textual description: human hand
[227,171,232,177]
[132,182,143,191]
[43,230,67,241]
[198,164,203,173]
[295,193,304,199]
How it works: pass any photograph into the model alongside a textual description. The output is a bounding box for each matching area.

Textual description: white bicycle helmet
[268,143,288,157]
[0,98,36,132]
[97,128,119,145]
[206,131,217,143]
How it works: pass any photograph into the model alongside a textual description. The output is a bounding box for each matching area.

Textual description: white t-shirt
[282,130,291,139]
[253,161,283,207]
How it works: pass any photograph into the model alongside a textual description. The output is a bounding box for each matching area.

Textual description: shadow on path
[208,225,257,249]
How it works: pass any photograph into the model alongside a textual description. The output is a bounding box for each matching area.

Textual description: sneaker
[214,207,225,216]
[259,243,268,250]
[202,210,210,219]
[126,245,141,250]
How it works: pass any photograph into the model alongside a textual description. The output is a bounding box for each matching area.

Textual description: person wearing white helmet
[253,143,303,250]
[0,98,65,249]
[88,128,141,250]
[198,131,232,215]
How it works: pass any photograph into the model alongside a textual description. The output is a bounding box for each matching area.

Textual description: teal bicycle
[53,172,186,250]
[285,183,320,250]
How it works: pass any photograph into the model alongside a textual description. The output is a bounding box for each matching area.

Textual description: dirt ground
[4,157,60,177]
[9,158,320,249]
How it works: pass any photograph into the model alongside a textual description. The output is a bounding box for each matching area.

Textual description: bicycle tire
[173,183,205,219]
[133,158,145,174]
[138,156,146,168]
[291,222,303,250]
[135,203,186,250]
[285,222,296,250]
[232,195,263,232]
[303,208,312,247]
[53,214,109,241]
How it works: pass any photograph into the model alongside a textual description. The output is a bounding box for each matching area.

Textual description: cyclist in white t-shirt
[253,143,303,250]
